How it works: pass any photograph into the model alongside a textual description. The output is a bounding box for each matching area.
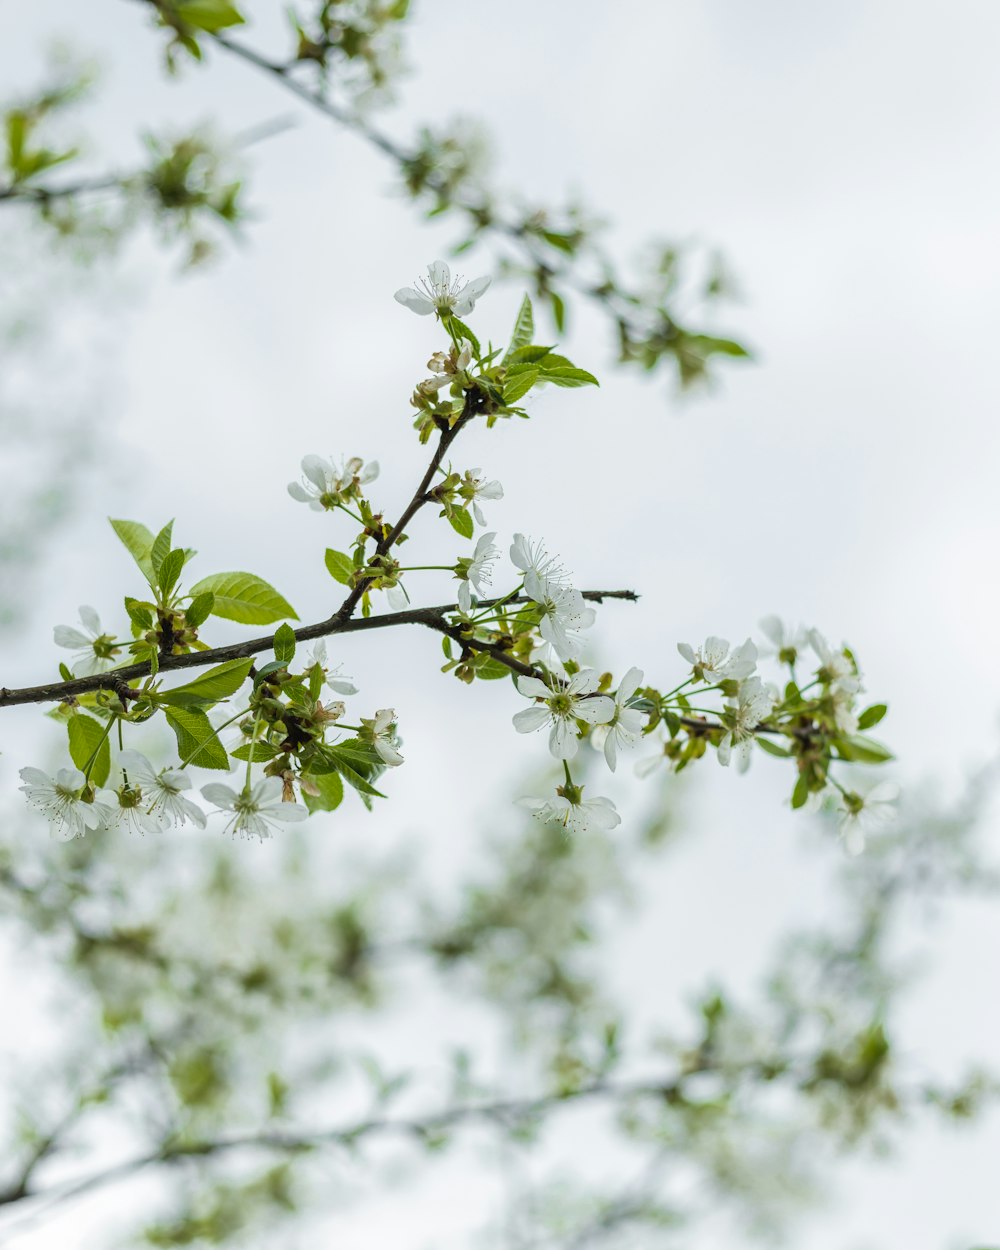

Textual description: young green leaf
[157,548,186,600]
[67,714,111,787]
[173,0,246,33]
[230,741,282,763]
[448,506,474,539]
[151,521,174,577]
[158,658,254,708]
[188,572,298,625]
[324,550,355,586]
[302,771,344,814]
[502,369,539,406]
[109,518,156,588]
[857,703,888,731]
[502,294,534,364]
[164,707,230,771]
[273,622,297,665]
[185,592,215,628]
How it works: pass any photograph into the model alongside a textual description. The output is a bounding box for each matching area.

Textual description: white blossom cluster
[15,262,895,856]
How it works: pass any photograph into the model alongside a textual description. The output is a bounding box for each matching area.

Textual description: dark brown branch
[0,592,638,709]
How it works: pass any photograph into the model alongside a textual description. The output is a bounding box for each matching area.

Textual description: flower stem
[83,715,117,781]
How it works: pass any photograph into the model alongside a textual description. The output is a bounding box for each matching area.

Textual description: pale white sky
[1,0,999,1246]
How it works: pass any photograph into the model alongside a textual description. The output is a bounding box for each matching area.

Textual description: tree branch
[0,1073,681,1222]
[0,593,638,710]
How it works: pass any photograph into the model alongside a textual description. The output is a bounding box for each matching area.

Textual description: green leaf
[685,333,751,360]
[502,295,534,364]
[791,774,810,809]
[157,548,185,599]
[185,592,215,628]
[550,290,566,334]
[541,230,576,254]
[67,714,111,787]
[303,770,344,814]
[253,660,286,689]
[188,572,298,625]
[537,365,599,388]
[174,0,246,33]
[756,736,791,759]
[664,711,681,739]
[109,518,156,587]
[502,368,539,406]
[273,622,296,664]
[476,658,513,681]
[857,703,888,731]
[230,741,281,763]
[448,506,474,539]
[836,734,894,764]
[124,596,154,631]
[508,345,555,364]
[165,707,229,770]
[151,521,174,577]
[324,549,355,586]
[446,316,480,357]
[158,658,253,708]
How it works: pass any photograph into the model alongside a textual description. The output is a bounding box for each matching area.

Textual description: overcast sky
[1,1,999,1246]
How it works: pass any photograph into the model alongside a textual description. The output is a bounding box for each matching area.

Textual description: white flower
[513,670,615,760]
[288,454,378,511]
[677,636,757,685]
[53,606,120,676]
[590,666,645,772]
[457,532,499,612]
[635,746,669,779]
[809,629,861,694]
[717,676,775,771]
[758,615,807,664]
[118,750,206,830]
[385,582,409,610]
[428,340,473,375]
[394,260,491,318]
[307,640,358,696]
[522,792,621,835]
[509,533,570,603]
[360,708,404,767]
[836,781,899,855]
[200,775,308,840]
[463,468,503,526]
[18,766,115,841]
[536,585,596,663]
